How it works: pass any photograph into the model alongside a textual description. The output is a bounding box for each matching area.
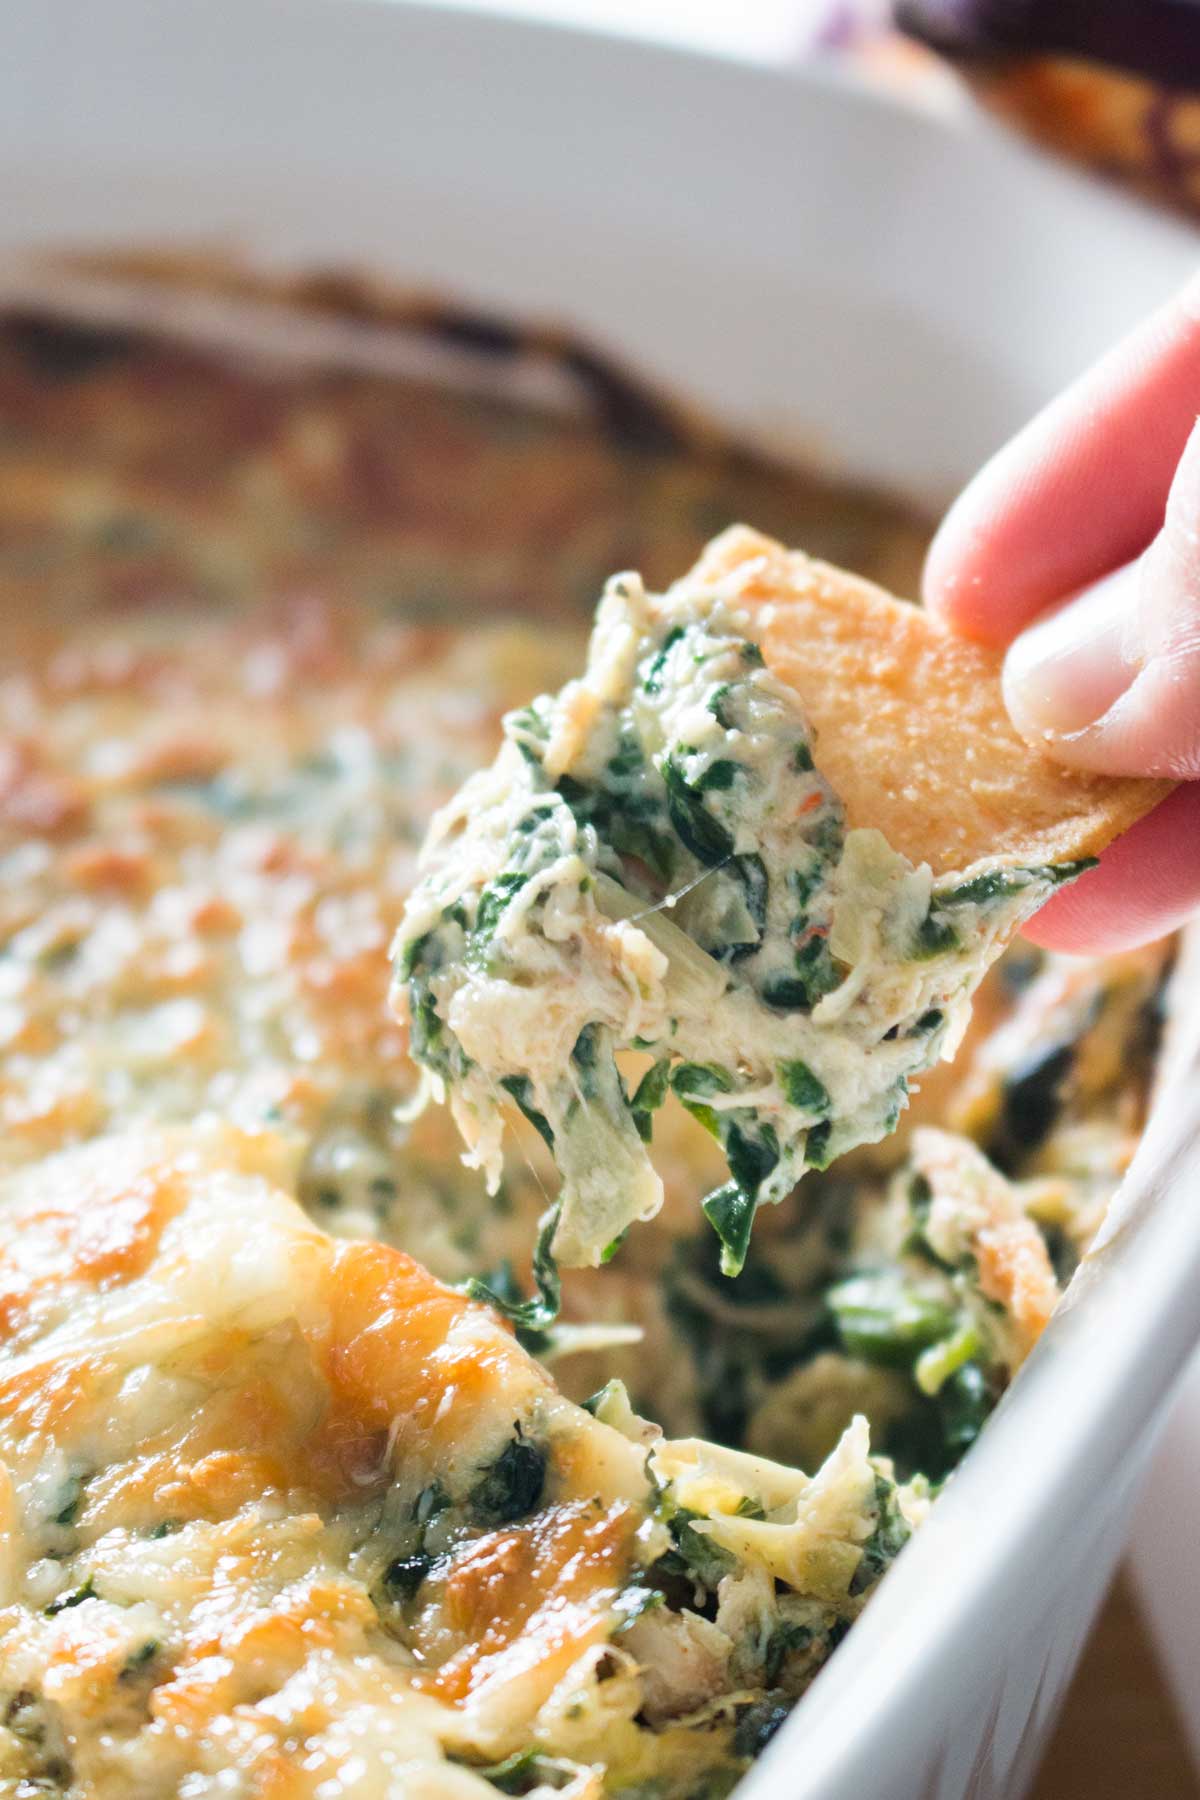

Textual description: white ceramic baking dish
[4,4,1199,1795]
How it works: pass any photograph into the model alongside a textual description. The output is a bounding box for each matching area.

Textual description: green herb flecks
[118,1641,160,1682]
[642,625,685,696]
[507,701,553,768]
[45,1577,97,1617]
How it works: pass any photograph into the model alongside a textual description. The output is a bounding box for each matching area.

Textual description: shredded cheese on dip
[0,1130,925,1799]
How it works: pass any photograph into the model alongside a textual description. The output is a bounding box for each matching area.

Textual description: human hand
[923,277,1200,954]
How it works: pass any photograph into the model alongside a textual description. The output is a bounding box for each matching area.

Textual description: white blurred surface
[415,0,831,61]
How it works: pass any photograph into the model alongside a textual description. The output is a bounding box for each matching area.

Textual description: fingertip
[920,514,971,624]
[921,478,1032,647]
[924,274,1200,649]
[1020,786,1200,954]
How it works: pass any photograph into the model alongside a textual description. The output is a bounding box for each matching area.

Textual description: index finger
[924,273,1200,647]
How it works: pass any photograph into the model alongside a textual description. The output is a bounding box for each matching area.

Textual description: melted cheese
[0,1133,932,1797]
[0,1136,655,1793]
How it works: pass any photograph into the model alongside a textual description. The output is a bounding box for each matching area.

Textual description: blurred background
[431,0,1200,223]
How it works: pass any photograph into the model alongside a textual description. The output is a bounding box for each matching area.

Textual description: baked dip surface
[0,281,1168,1799]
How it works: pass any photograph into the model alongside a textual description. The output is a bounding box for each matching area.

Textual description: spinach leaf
[671,1061,734,1138]
[506,701,552,768]
[657,1509,736,1593]
[469,1750,584,1797]
[725,853,768,958]
[702,1181,758,1278]
[570,1022,602,1095]
[469,1429,547,1525]
[396,929,431,981]
[465,1259,553,1356]
[473,871,529,940]
[557,770,677,885]
[707,682,735,727]
[379,1553,432,1602]
[118,1640,159,1682]
[408,984,450,1073]
[695,758,742,793]
[466,1203,562,1328]
[629,1058,671,1142]
[911,1008,944,1036]
[763,1621,813,1685]
[937,1361,994,1459]
[804,1120,833,1169]
[725,1120,779,1196]
[933,858,1096,909]
[662,753,735,866]
[51,1472,89,1528]
[989,1040,1074,1171]
[476,1749,538,1795]
[827,1272,958,1369]
[849,1473,911,1595]
[910,912,959,960]
[762,935,843,1011]
[672,1062,734,1096]
[778,1059,830,1114]
[499,1075,555,1151]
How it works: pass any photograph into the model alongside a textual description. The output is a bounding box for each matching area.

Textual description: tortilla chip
[676,526,1172,877]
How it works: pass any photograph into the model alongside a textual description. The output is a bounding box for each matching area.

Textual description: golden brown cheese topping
[0,1130,934,1798]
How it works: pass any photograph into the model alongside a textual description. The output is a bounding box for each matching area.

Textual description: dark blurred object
[898,1,1200,86]
[897,0,1200,219]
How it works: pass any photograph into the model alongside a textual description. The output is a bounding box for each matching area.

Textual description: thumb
[1003,417,1200,781]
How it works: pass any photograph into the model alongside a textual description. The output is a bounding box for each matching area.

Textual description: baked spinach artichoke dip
[0,278,1173,1800]
[394,527,1161,1287]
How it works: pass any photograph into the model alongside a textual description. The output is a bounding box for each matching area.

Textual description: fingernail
[1002,561,1143,742]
